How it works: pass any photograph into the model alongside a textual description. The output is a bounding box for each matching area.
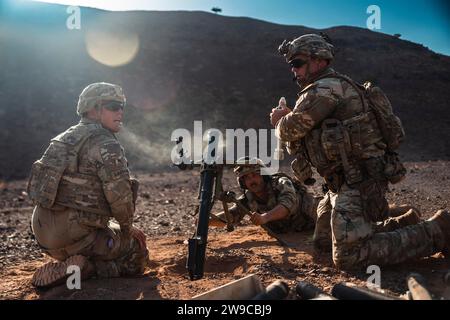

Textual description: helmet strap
[296,57,312,89]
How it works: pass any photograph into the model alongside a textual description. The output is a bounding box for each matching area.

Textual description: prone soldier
[210,158,319,234]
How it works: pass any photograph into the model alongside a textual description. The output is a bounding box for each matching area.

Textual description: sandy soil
[0,161,449,300]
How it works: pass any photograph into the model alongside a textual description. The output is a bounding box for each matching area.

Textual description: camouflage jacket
[275,67,385,180]
[29,118,135,232]
[218,175,318,233]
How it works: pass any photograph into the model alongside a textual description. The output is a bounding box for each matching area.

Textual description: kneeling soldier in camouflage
[28,82,149,287]
[271,33,450,269]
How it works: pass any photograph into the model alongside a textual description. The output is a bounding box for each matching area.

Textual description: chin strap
[295,57,313,89]
[297,58,328,90]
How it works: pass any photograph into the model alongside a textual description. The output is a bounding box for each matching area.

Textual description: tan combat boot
[378,208,422,233]
[428,210,450,256]
[32,255,96,288]
[393,208,422,227]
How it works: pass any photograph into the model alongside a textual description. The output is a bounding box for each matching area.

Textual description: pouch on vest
[291,155,314,185]
[320,119,352,162]
[320,119,363,185]
[383,151,406,184]
[27,160,66,209]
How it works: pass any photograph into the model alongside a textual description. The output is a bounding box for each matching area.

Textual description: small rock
[172,226,181,231]
[159,221,170,227]
[321,267,331,273]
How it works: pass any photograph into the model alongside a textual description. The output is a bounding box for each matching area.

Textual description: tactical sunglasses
[289,58,308,69]
[102,100,124,112]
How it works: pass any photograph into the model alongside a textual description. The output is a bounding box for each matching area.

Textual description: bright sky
[24,0,450,55]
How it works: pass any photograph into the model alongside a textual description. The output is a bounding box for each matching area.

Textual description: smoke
[119,126,172,170]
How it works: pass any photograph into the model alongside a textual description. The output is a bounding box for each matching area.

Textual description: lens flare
[85,29,139,67]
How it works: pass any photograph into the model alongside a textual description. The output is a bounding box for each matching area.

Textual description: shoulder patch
[315,77,343,96]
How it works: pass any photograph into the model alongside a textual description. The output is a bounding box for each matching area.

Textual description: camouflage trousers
[312,182,445,270]
[32,205,149,278]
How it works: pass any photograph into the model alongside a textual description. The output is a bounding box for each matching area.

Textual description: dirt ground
[0,161,449,300]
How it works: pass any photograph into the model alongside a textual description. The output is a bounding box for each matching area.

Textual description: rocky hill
[1,1,449,179]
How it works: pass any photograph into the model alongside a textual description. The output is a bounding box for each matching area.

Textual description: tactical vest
[27,122,113,216]
[297,71,404,187]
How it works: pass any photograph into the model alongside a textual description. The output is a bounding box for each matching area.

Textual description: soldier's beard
[294,76,307,88]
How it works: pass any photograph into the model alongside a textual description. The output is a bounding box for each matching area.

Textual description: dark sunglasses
[289,58,308,69]
[102,100,124,112]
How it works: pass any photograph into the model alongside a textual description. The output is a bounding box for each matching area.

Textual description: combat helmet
[234,157,269,189]
[278,33,334,62]
[76,82,126,116]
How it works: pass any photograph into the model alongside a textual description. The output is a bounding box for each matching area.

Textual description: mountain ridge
[1,2,449,179]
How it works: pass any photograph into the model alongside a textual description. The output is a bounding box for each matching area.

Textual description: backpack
[324,73,405,152]
[344,77,407,184]
[361,81,405,151]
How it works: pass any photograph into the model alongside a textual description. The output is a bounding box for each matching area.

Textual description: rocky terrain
[0,1,449,301]
[0,161,449,300]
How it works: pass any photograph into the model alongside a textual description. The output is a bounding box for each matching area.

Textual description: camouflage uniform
[275,34,447,269]
[28,83,149,279]
[217,174,320,234]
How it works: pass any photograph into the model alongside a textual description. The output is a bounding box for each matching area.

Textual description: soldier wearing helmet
[277,33,335,88]
[28,82,149,287]
[211,156,417,247]
[270,33,450,270]
[210,157,320,234]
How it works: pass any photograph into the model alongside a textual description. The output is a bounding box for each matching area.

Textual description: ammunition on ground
[253,280,290,300]
[296,281,336,300]
[407,273,432,300]
[331,282,403,300]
